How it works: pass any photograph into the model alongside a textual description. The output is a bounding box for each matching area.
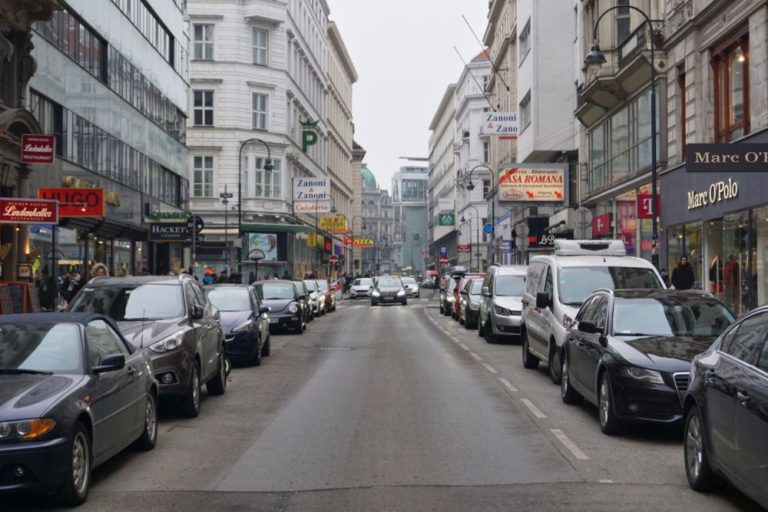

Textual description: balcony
[576,23,664,127]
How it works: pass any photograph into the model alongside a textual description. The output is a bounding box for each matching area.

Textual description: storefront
[587,184,657,260]
[661,130,768,314]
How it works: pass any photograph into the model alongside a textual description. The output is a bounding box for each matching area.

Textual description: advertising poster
[617,201,636,255]
[248,233,278,261]
[498,166,566,202]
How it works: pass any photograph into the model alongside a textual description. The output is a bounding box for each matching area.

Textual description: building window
[193,24,214,60]
[712,37,749,143]
[678,65,687,159]
[252,93,268,130]
[193,156,214,197]
[193,90,214,126]
[519,19,531,63]
[482,140,490,163]
[483,179,491,197]
[616,0,630,45]
[247,157,281,198]
[520,91,531,131]
[253,27,269,65]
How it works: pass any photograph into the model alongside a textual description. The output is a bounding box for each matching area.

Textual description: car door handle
[736,391,750,403]
[127,366,136,378]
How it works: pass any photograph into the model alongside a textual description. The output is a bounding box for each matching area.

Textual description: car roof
[0,312,117,327]
[83,275,185,287]
[491,265,527,275]
[257,280,295,284]
[609,289,718,300]
[530,254,657,269]
[204,284,250,290]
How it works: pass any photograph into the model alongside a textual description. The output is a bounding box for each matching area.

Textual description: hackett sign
[0,198,58,224]
[687,179,739,210]
[686,143,768,172]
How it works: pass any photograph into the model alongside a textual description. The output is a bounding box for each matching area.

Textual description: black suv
[69,275,227,417]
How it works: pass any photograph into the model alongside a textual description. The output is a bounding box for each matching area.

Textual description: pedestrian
[216,269,228,284]
[671,256,695,290]
[38,266,57,311]
[91,263,109,278]
[281,269,291,280]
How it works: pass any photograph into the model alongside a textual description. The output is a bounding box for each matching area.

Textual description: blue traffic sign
[439,246,447,256]
[483,223,493,234]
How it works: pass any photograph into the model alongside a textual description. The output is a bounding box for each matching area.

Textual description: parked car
[478,265,527,343]
[440,266,467,316]
[256,280,306,334]
[452,274,484,320]
[522,239,665,384]
[292,280,313,322]
[401,277,420,298]
[204,284,271,366]
[0,313,158,506]
[316,279,336,312]
[561,289,735,435]
[458,277,484,329]
[371,276,407,306]
[69,275,227,418]
[304,279,325,316]
[683,305,768,508]
[350,278,374,299]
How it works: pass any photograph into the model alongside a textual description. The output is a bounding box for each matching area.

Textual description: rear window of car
[558,266,662,306]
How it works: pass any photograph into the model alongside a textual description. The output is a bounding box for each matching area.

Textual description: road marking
[458,343,470,351]
[551,429,590,460]
[481,363,498,374]
[498,378,518,392]
[469,352,483,362]
[599,479,614,484]
[520,398,546,418]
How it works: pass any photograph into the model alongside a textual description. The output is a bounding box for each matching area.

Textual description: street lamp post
[464,164,495,264]
[461,204,481,272]
[585,6,659,269]
[238,138,273,278]
[219,184,232,272]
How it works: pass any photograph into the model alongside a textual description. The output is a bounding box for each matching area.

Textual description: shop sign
[498,166,566,202]
[21,134,55,164]
[61,176,121,207]
[0,198,58,224]
[37,188,104,217]
[438,213,455,226]
[294,177,330,213]
[637,194,660,219]
[301,118,319,153]
[592,213,612,237]
[686,143,768,172]
[353,238,374,248]
[480,112,518,138]
[148,222,189,241]
[457,244,471,253]
[147,211,187,221]
[319,215,349,234]
[686,179,739,211]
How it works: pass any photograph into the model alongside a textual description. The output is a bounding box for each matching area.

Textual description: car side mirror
[481,286,490,297]
[536,292,551,309]
[577,321,599,334]
[259,305,270,314]
[190,304,204,320]
[93,353,125,374]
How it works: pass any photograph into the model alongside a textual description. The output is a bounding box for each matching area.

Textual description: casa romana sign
[687,178,739,210]
[686,143,768,172]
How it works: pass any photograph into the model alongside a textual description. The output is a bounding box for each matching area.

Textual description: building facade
[391,165,428,274]
[360,164,393,275]
[27,0,190,278]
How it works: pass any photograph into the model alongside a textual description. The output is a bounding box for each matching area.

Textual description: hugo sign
[687,179,739,210]
[38,188,105,217]
[21,134,55,164]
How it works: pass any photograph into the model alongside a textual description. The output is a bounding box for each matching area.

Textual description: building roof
[361,163,377,188]
[471,49,490,62]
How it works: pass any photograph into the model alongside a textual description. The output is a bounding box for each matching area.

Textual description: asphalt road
[9,292,763,511]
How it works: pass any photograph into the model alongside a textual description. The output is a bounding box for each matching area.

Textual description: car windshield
[402,278,417,285]
[70,284,185,320]
[303,280,317,291]
[257,283,295,300]
[448,277,459,291]
[558,267,662,306]
[377,278,402,288]
[354,279,372,287]
[495,275,525,297]
[0,323,83,374]
[206,288,251,311]
[612,297,735,337]
[317,281,329,291]
[470,280,483,294]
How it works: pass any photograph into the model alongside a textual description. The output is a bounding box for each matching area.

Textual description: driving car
[204,284,271,366]
[316,279,336,312]
[68,275,227,418]
[682,305,768,509]
[478,265,527,343]
[401,277,420,298]
[458,277,484,329]
[522,239,665,384]
[349,278,374,299]
[256,280,306,334]
[371,276,408,306]
[0,313,158,506]
[304,279,325,316]
[561,289,735,435]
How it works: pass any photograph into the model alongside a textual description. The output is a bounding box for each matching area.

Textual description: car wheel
[459,310,465,325]
[522,331,539,369]
[402,299,407,305]
[371,300,378,306]
[685,404,716,491]
[548,343,562,385]
[56,422,91,506]
[262,335,271,357]
[178,363,201,418]
[134,392,158,450]
[560,352,582,405]
[484,317,497,344]
[598,371,621,435]
[251,337,263,366]
[207,350,227,395]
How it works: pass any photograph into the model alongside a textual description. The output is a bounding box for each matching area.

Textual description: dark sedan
[683,305,768,509]
[560,289,735,435]
[0,313,158,506]
[371,277,407,306]
[204,285,271,366]
[255,280,306,334]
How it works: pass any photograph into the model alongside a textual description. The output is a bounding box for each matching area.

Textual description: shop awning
[240,222,314,234]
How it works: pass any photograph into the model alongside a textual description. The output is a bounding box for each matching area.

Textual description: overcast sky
[327,0,489,191]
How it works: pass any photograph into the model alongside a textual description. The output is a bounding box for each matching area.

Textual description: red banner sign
[592,213,612,237]
[457,244,471,253]
[637,194,660,219]
[21,134,55,164]
[37,188,105,217]
[0,198,58,224]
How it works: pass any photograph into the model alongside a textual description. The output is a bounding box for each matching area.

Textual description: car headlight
[622,367,665,384]
[372,290,381,297]
[233,320,255,333]
[494,305,512,316]
[397,290,405,296]
[562,314,575,329]
[446,296,455,303]
[149,330,185,353]
[288,303,299,313]
[0,418,56,440]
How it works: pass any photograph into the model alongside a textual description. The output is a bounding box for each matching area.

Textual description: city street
[7,294,761,512]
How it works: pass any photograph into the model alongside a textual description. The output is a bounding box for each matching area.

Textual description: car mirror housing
[536,292,551,309]
[190,304,204,320]
[93,353,126,374]
[259,305,270,315]
[481,286,490,297]
[577,321,600,334]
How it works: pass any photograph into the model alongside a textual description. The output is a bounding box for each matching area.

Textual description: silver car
[350,277,374,299]
[401,277,420,298]
[478,265,527,343]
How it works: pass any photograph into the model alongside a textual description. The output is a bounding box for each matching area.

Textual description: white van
[521,240,665,384]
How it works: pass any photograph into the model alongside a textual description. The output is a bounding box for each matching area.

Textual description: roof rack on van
[554,239,627,256]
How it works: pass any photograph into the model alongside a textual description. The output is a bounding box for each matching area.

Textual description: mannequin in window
[709,255,723,294]
[724,254,739,307]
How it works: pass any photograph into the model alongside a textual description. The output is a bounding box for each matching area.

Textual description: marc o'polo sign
[0,198,58,224]
[37,188,104,217]
[686,143,768,172]
[21,134,55,164]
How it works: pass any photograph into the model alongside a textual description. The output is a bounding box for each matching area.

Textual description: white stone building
[428,85,458,266]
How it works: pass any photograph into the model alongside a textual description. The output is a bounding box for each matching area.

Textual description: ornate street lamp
[238,138,273,277]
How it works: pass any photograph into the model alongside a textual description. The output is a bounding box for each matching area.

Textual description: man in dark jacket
[671,256,695,290]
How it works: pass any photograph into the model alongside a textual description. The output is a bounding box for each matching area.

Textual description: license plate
[269,318,278,324]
